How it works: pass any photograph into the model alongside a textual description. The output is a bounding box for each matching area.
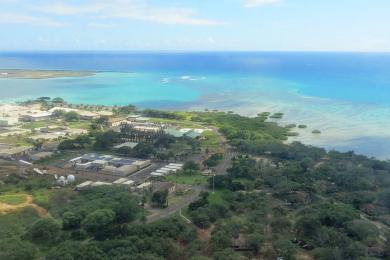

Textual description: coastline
[0,69,95,79]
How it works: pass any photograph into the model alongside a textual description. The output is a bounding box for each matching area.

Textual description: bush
[27,218,61,245]
[0,238,37,260]
[82,209,116,234]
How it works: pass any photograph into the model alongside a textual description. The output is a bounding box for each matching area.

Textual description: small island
[0,69,95,79]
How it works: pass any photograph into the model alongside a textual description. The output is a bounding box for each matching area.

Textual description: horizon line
[1,50,390,54]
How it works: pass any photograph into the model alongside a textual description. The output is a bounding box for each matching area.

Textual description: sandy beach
[0,69,95,79]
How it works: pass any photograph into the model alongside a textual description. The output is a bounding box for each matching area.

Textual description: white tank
[67,175,75,183]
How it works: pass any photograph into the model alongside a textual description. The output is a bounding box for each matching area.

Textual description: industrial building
[70,153,151,176]
[164,127,203,138]
[150,163,183,177]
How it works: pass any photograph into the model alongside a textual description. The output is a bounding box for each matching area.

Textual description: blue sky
[0,0,389,51]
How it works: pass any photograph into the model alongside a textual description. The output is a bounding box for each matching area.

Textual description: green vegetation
[1,107,390,259]
[0,194,27,205]
[312,129,322,134]
[166,174,209,185]
[203,153,223,167]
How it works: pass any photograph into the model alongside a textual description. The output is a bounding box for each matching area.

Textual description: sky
[0,0,390,51]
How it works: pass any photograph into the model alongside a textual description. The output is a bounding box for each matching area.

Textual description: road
[146,184,206,222]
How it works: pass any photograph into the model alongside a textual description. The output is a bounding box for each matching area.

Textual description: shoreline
[0,69,96,79]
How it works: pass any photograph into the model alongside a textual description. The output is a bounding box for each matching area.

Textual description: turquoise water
[1,52,390,158]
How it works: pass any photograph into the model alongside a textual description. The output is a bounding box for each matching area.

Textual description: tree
[114,195,139,223]
[62,211,83,229]
[211,230,231,249]
[52,97,65,104]
[213,248,243,260]
[74,135,91,146]
[64,111,80,122]
[27,218,61,245]
[345,220,379,240]
[46,241,81,260]
[156,152,170,162]
[82,209,116,234]
[377,189,390,208]
[151,190,169,208]
[0,238,37,260]
[183,161,200,175]
[133,142,155,158]
[203,153,223,168]
[117,104,136,115]
[31,139,44,150]
[192,212,211,229]
[273,239,297,260]
[247,233,264,253]
[93,130,120,150]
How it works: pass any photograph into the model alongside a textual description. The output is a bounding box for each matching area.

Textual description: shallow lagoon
[1,52,390,158]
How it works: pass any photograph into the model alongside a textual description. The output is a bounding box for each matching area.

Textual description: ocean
[1,51,390,158]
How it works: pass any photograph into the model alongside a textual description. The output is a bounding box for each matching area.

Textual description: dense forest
[0,111,389,259]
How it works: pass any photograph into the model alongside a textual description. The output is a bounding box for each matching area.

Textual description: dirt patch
[0,195,48,217]
[198,225,214,242]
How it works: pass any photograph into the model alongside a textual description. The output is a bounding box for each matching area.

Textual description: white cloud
[38,0,224,26]
[0,13,65,26]
[244,0,281,8]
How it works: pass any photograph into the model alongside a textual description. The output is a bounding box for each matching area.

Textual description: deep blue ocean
[1,51,390,158]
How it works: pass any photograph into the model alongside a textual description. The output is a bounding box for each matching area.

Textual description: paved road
[146,184,206,222]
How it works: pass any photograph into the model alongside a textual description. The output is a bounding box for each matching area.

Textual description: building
[78,111,100,120]
[76,181,94,190]
[153,181,176,193]
[113,142,138,150]
[134,117,150,122]
[49,107,77,113]
[91,181,112,187]
[112,178,135,186]
[0,117,17,127]
[133,160,151,169]
[136,182,152,192]
[127,114,142,121]
[112,178,129,184]
[108,117,127,127]
[70,153,151,175]
[19,112,52,122]
[164,127,204,139]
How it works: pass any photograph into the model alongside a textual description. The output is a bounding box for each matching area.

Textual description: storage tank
[67,175,75,183]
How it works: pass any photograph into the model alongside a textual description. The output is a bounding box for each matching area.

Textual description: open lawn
[149,117,204,128]
[165,174,209,185]
[21,119,90,130]
[0,194,27,205]
[21,120,60,130]
[65,121,91,129]
[0,135,32,146]
[200,130,223,150]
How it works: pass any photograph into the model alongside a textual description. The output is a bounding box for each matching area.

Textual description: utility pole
[212,173,215,194]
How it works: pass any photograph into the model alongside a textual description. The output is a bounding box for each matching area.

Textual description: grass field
[0,194,27,205]
[165,174,209,185]
[200,130,223,150]
[149,117,204,128]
